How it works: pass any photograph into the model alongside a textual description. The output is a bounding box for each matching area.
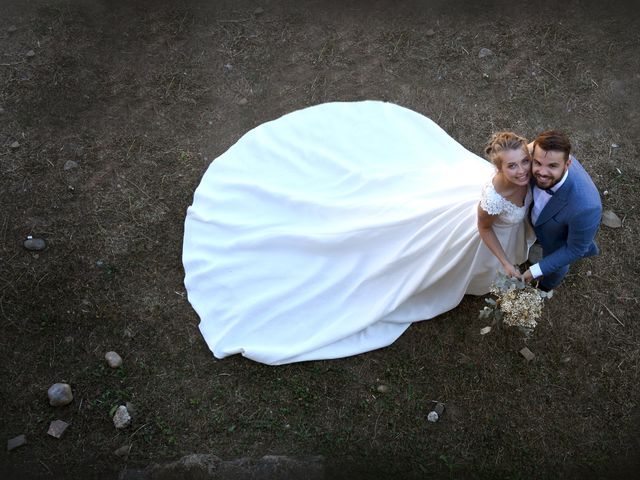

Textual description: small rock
[480,326,492,335]
[611,143,620,148]
[123,328,133,338]
[0,105,4,114]
[47,420,70,438]
[425,29,436,37]
[24,237,46,251]
[237,97,248,106]
[10,141,20,149]
[8,25,18,33]
[519,347,535,361]
[105,351,123,368]
[25,50,36,58]
[560,355,571,363]
[48,383,73,407]
[478,47,493,58]
[601,210,622,228]
[63,160,78,171]
[223,63,233,72]
[7,434,27,451]
[113,406,132,429]
[427,402,445,422]
[114,444,132,457]
[254,7,264,15]
[376,384,389,394]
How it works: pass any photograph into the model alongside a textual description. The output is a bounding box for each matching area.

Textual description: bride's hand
[502,263,520,279]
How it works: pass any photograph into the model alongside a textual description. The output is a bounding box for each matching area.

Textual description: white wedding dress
[183,101,533,365]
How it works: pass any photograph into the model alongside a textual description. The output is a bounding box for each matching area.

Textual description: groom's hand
[521,269,534,284]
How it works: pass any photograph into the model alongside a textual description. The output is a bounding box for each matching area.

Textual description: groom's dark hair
[533,130,572,161]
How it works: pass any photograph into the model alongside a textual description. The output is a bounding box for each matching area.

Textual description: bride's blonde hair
[485,132,529,168]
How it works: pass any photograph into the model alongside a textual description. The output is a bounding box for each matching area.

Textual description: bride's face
[499,148,531,186]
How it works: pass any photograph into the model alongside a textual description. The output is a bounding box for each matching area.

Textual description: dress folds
[183,101,532,364]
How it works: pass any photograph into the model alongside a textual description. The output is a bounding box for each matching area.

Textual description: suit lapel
[535,169,574,227]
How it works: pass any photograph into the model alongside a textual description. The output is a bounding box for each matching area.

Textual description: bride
[182,101,534,365]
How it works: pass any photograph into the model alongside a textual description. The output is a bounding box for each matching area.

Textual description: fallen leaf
[601,210,622,228]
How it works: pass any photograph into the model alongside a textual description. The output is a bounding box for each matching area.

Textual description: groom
[521,130,602,291]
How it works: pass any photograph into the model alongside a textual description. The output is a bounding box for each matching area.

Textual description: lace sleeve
[479,181,505,215]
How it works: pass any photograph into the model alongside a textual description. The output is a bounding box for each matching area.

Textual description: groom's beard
[534,171,564,189]
[534,177,558,189]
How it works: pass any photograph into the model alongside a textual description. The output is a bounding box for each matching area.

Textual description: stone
[519,347,535,361]
[427,401,445,422]
[24,237,46,251]
[425,28,436,37]
[376,384,389,394]
[254,7,264,15]
[7,434,27,451]
[48,383,73,406]
[478,47,494,58]
[0,105,4,114]
[601,210,622,228]
[480,326,492,335]
[8,25,18,33]
[611,143,620,148]
[63,160,78,170]
[26,50,36,58]
[115,445,132,457]
[113,405,132,429]
[47,420,70,438]
[237,97,248,106]
[105,351,123,368]
[10,141,20,149]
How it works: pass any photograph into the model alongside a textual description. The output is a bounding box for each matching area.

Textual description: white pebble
[105,351,123,368]
[48,383,73,406]
[113,406,132,429]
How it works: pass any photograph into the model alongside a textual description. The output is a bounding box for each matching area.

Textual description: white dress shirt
[529,169,569,278]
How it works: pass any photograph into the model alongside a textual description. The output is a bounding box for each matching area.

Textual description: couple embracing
[183,101,602,365]
[480,129,601,292]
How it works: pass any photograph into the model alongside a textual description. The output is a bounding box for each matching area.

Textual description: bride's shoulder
[479,173,505,215]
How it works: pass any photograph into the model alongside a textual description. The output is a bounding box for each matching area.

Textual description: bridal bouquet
[479,272,552,333]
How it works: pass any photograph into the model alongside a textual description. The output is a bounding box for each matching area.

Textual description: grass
[1,1,639,479]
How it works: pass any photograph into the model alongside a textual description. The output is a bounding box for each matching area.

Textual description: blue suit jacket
[532,157,602,277]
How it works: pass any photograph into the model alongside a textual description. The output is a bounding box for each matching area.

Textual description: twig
[218,18,251,23]
[125,138,137,160]
[38,460,52,474]
[128,423,150,440]
[540,65,561,82]
[600,303,624,326]
[0,61,25,66]
[118,175,151,199]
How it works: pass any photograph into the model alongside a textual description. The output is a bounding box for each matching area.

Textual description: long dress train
[182,101,533,365]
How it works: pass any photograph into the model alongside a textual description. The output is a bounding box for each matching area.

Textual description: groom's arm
[524,204,601,281]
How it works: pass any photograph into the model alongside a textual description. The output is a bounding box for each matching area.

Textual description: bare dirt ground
[1,0,639,478]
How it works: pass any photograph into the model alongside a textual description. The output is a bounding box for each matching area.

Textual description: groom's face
[532,147,571,189]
